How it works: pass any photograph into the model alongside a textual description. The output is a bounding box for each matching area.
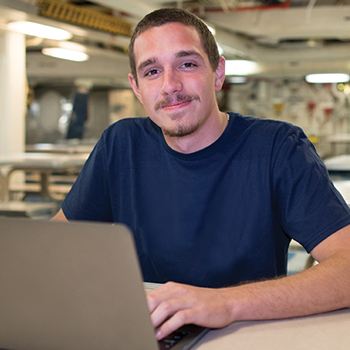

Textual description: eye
[181,62,197,68]
[145,69,160,77]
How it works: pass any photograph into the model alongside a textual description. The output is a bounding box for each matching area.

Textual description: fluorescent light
[42,48,89,62]
[55,41,87,52]
[225,60,258,76]
[7,21,72,40]
[217,44,224,55]
[305,73,350,84]
[226,76,247,84]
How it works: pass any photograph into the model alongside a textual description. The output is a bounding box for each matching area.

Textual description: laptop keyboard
[158,330,188,349]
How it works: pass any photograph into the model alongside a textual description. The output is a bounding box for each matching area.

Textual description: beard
[162,119,201,137]
[155,93,201,137]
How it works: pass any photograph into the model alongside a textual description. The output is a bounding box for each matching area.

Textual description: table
[26,143,94,154]
[327,134,350,155]
[193,308,350,349]
[0,153,89,202]
[327,134,350,143]
[324,154,350,172]
[0,201,59,220]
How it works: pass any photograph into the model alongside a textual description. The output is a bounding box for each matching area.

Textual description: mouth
[162,100,192,110]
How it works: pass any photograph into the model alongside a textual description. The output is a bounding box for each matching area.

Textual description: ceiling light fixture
[225,60,259,76]
[226,76,247,84]
[7,21,72,40]
[42,48,89,62]
[305,73,350,84]
[217,44,224,56]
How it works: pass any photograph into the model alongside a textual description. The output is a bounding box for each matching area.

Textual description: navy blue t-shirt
[62,113,350,287]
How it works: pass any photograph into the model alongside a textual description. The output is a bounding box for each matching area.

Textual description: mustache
[154,94,200,111]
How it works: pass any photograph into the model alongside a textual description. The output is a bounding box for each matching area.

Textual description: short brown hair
[128,8,220,86]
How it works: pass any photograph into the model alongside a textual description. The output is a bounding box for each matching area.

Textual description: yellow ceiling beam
[36,0,132,37]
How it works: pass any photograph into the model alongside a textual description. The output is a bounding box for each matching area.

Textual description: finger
[147,282,186,313]
[156,309,193,340]
[147,288,170,314]
[150,294,191,328]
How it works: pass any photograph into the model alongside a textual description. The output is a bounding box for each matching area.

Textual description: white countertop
[194,308,350,349]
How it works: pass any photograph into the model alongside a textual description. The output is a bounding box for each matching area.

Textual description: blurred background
[2,0,350,154]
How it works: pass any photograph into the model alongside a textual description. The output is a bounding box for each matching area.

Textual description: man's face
[129,22,225,141]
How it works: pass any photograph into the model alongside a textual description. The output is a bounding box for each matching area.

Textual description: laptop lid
[0,218,159,350]
[0,218,208,350]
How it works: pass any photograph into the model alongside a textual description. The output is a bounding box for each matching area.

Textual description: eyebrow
[137,50,203,73]
[137,58,157,73]
[175,50,202,59]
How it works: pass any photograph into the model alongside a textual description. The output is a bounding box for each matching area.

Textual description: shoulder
[228,113,307,150]
[231,113,301,135]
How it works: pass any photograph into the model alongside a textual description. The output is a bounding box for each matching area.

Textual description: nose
[161,68,182,96]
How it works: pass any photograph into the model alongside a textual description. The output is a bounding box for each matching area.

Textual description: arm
[51,209,68,222]
[147,224,350,340]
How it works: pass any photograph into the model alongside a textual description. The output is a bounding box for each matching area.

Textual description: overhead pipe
[192,0,291,14]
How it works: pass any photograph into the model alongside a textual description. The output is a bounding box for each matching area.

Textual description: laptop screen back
[0,218,159,350]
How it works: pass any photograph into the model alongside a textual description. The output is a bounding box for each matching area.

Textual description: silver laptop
[0,217,208,350]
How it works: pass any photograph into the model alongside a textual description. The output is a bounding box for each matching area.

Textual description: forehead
[133,22,206,65]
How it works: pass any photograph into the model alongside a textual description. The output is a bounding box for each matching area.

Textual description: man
[53,8,350,341]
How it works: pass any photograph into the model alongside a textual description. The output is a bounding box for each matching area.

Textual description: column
[0,29,26,155]
[0,30,27,194]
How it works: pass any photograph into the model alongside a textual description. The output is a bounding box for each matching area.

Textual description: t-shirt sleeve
[272,126,350,253]
[61,135,113,222]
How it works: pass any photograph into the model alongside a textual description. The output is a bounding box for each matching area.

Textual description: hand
[146,281,236,340]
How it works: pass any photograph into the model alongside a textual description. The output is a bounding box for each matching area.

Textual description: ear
[128,73,144,104]
[214,56,226,92]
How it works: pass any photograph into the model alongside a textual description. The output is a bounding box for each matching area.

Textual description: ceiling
[1,0,350,87]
